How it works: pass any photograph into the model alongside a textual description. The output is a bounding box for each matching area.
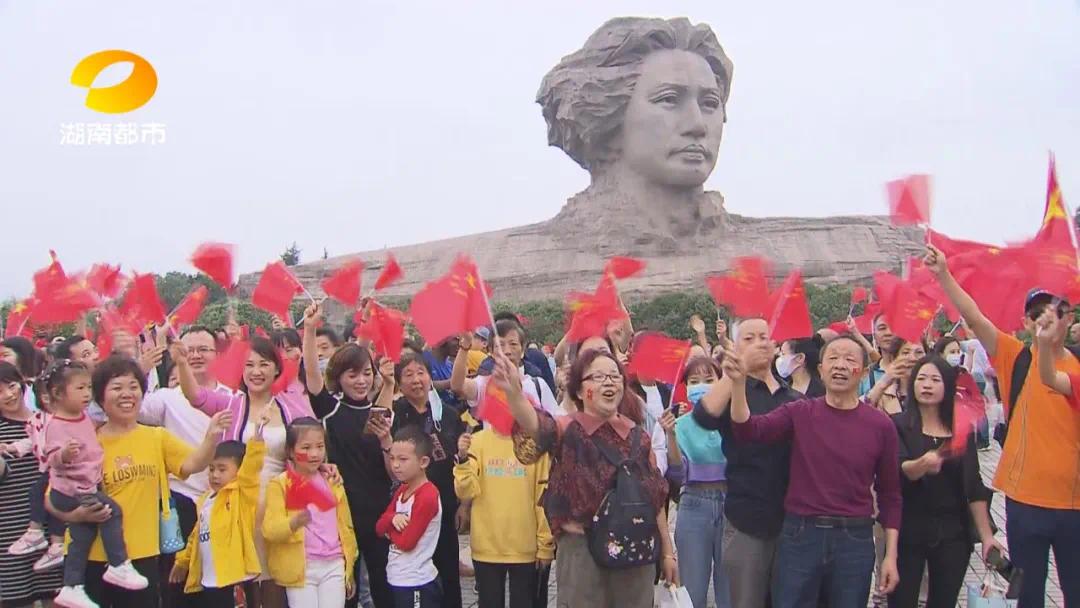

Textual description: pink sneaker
[7,527,46,556]
[102,561,149,590]
[33,541,64,571]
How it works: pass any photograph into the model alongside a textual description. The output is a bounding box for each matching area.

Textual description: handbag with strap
[158,430,185,554]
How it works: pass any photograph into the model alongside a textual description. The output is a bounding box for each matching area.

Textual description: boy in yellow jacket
[169,432,266,607]
[453,427,554,608]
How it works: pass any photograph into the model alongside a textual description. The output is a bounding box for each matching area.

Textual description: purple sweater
[732,397,902,530]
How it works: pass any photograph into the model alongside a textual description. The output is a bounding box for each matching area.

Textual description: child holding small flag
[453,424,554,608]
[169,414,268,606]
[262,418,357,607]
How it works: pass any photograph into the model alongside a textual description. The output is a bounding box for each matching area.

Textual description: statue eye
[702,95,722,111]
[653,92,679,105]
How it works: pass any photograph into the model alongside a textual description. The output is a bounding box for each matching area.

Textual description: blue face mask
[686,383,711,406]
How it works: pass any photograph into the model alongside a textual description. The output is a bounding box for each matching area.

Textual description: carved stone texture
[237,16,923,307]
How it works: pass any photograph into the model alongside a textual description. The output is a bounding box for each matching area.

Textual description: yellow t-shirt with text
[89,425,194,562]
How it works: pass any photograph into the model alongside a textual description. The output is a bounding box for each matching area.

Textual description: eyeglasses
[187,347,215,356]
[583,373,623,385]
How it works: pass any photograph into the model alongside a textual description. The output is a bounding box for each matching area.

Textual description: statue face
[616,49,724,188]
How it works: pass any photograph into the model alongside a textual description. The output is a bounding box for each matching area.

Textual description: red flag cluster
[705,257,770,319]
[872,271,938,343]
[355,301,406,362]
[565,274,627,343]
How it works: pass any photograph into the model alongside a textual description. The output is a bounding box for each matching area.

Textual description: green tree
[198,300,275,331]
[805,283,856,329]
[281,243,301,267]
[154,272,227,311]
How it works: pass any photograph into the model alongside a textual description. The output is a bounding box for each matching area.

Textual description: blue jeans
[775,515,875,608]
[355,555,375,608]
[1006,498,1080,608]
[675,486,731,608]
[391,579,442,608]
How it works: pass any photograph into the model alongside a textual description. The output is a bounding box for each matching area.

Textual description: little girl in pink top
[40,360,149,608]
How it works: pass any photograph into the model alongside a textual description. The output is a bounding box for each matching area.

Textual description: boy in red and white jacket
[376,427,443,608]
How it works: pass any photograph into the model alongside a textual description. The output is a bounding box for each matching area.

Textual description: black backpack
[586,426,661,569]
[995,345,1080,446]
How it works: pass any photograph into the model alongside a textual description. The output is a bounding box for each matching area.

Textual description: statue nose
[680,102,708,139]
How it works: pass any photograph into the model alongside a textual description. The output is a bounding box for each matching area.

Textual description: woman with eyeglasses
[498,348,675,608]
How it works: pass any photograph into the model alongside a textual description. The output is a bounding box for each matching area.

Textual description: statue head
[537,17,733,189]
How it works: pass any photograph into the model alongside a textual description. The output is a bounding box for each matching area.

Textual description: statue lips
[672,144,709,163]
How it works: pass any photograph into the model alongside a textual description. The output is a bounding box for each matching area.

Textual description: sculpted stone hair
[537,16,734,172]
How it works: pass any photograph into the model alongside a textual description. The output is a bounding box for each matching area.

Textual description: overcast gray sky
[1,0,1078,299]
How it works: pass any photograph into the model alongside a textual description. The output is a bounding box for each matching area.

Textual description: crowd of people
[0,242,1076,608]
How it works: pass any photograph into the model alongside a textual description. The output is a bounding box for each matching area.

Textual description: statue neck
[588,164,704,226]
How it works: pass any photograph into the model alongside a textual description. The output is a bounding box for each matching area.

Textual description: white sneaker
[33,541,64,571]
[102,561,149,590]
[7,527,46,555]
[54,585,100,608]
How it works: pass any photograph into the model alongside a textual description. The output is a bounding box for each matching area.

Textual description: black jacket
[892,411,992,545]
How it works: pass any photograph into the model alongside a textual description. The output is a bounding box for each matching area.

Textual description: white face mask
[945,353,963,368]
[775,354,799,378]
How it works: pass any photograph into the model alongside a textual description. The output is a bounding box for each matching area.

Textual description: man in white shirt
[138,325,233,608]
[450,320,561,418]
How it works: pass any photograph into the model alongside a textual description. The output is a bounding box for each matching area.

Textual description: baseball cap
[474,326,492,341]
[1024,288,1068,317]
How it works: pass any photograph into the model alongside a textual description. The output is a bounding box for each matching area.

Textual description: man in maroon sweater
[724,334,902,608]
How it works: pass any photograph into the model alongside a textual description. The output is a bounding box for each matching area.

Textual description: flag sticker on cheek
[293,452,312,463]
[586,388,594,401]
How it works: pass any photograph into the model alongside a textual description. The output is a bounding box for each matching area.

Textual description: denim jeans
[775,515,875,608]
[675,486,731,608]
[1006,498,1080,608]
[355,554,375,608]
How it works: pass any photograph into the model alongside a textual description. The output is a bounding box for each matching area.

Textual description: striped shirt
[0,415,63,604]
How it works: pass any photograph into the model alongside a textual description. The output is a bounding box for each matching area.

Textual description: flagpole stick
[667,345,691,412]
[474,266,504,359]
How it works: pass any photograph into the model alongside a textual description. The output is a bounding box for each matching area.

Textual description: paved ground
[459,442,1063,607]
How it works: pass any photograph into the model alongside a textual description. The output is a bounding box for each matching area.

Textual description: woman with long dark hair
[775,336,825,398]
[889,355,1002,608]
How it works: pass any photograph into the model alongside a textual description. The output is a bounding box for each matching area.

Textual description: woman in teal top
[669,356,731,608]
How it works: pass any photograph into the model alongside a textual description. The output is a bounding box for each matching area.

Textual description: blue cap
[1025,288,1066,313]
[474,326,492,341]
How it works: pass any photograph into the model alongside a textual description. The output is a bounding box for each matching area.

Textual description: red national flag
[887,174,931,226]
[874,272,937,343]
[826,320,848,335]
[118,273,166,327]
[169,285,209,329]
[476,380,533,436]
[628,333,691,385]
[604,256,647,280]
[355,301,405,362]
[85,264,126,300]
[32,250,67,296]
[240,325,250,341]
[32,276,100,325]
[191,243,236,290]
[565,274,628,343]
[98,307,141,339]
[211,339,252,391]
[409,256,492,347]
[373,254,403,292]
[4,300,35,339]
[953,246,1035,333]
[1034,155,1074,249]
[706,257,771,319]
[252,262,303,321]
[321,261,364,308]
[272,352,300,394]
[926,228,996,259]
[950,372,987,454]
[255,326,269,339]
[852,301,881,335]
[284,467,337,511]
[850,287,869,305]
[768,271,813,342]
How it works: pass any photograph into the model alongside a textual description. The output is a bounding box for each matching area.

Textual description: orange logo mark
[70,50,157,114]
